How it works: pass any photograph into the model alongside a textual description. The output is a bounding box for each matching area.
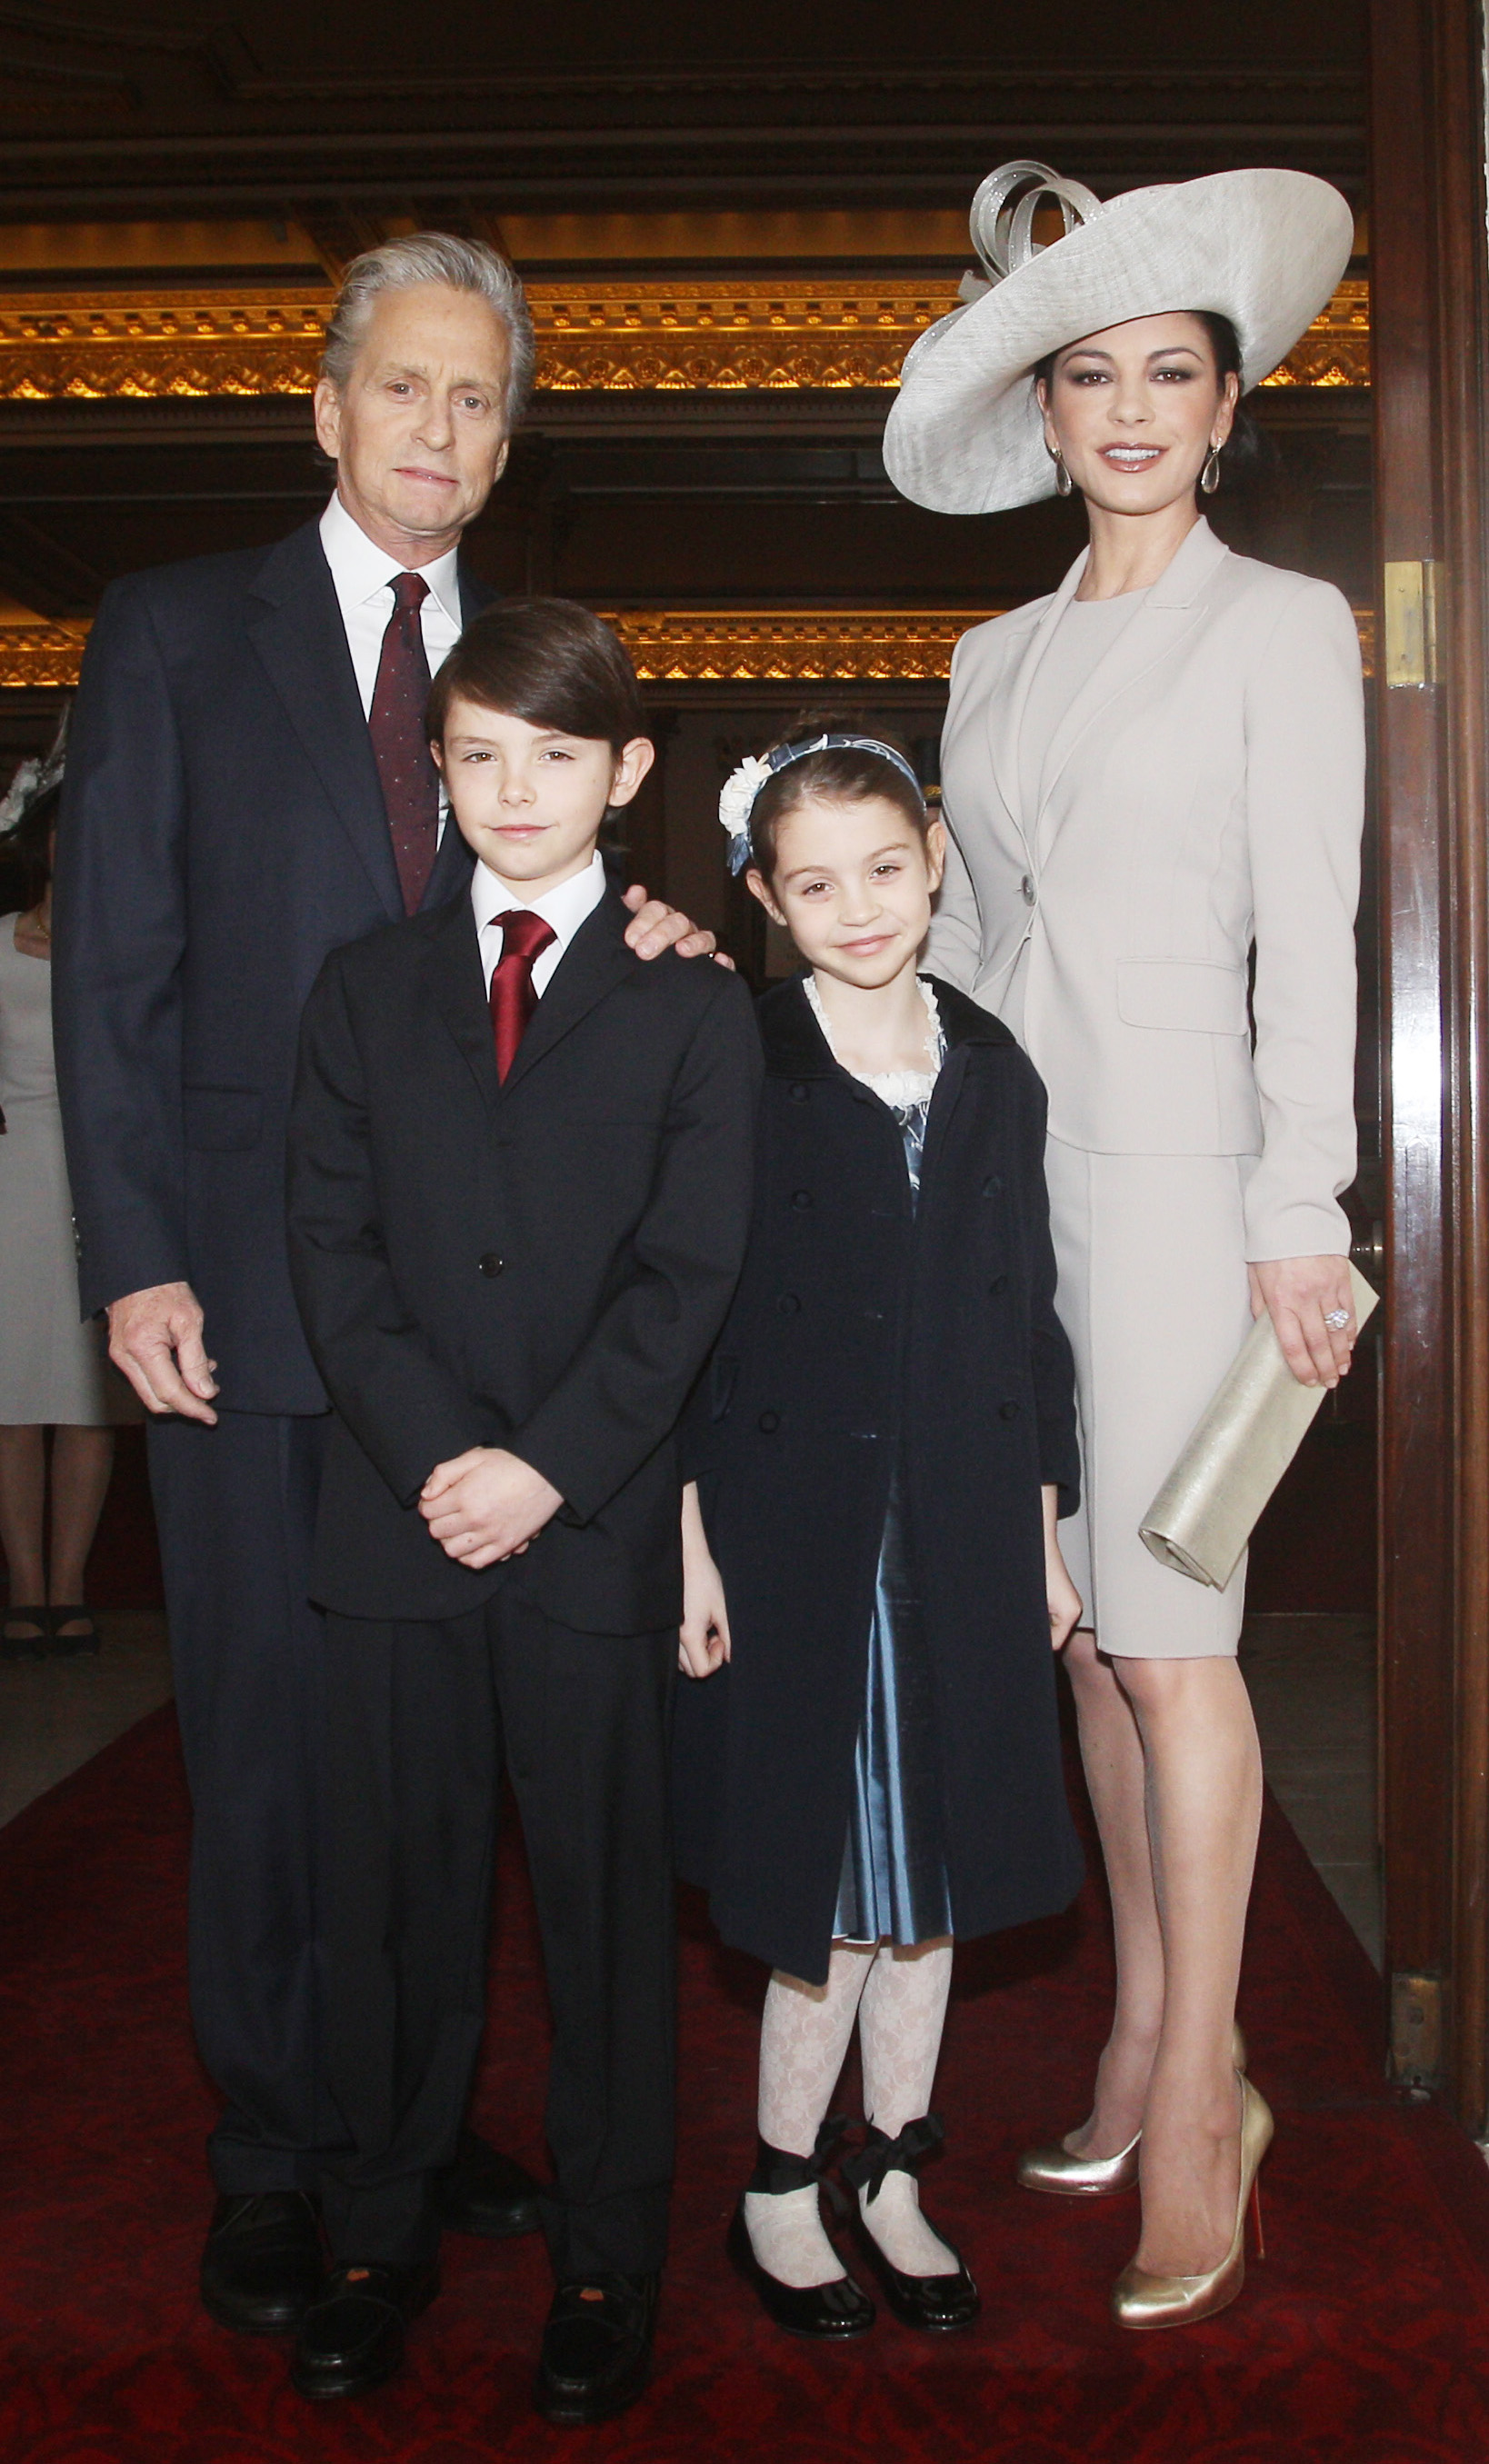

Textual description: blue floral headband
[718,732,925,875]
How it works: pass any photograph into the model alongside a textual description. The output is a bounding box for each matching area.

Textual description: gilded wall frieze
[0,603,1377,691]
[0,277,1370,402]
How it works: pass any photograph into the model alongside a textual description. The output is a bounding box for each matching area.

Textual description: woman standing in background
[0,722,137,1656]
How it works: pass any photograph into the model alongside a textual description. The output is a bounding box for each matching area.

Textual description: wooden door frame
[1372,0,1489,2126]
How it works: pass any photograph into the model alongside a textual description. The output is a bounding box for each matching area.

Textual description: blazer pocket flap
[1116,960,1249,1036]
[183,1084,264,1152]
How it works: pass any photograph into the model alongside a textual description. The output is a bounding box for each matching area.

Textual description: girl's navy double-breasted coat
[672,973,1084,1985]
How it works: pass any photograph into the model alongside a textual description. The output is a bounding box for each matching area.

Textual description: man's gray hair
[320,233,536,430]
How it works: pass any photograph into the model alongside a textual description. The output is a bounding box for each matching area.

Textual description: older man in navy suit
[52,234,708,2335]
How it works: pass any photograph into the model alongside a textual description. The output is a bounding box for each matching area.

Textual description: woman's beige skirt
[1044,1140,1257,1661]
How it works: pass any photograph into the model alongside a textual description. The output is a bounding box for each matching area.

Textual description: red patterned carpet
[3,1706,1488,2464]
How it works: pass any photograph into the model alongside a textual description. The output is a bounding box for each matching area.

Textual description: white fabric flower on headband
[718,753,773,873]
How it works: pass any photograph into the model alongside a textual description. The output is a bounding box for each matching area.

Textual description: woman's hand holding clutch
[1247,1256,1357,1389]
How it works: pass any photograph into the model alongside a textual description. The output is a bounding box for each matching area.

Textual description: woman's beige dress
[928,521,1364,1660]
[0,916,138,1426]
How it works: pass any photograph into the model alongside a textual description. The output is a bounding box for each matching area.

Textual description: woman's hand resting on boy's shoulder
[621,883,735,968]
[419,1447,564,1569]
[678,1480,732,1677]
[1043,1484,1083,1652]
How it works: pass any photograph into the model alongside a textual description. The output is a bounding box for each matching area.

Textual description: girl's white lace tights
[742,1936,954,2288]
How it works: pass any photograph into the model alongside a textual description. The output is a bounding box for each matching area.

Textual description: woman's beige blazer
[927,516,1364,1262]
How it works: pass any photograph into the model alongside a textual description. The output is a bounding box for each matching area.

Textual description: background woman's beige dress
[0,916,137,1425]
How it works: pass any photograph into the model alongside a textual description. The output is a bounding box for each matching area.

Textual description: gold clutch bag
[1138,1262,1379,1591]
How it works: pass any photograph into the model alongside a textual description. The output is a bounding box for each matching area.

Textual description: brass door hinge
[1389,1970,1444,2086]
[1382,558,1439,688]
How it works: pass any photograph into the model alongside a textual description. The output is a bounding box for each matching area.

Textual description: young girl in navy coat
[672,716,1084,2339]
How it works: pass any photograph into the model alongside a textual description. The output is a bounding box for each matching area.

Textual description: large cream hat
[883,162,1354,516]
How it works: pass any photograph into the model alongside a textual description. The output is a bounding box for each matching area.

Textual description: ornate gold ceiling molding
[0,601,1378,691]
[0,275,1369,401]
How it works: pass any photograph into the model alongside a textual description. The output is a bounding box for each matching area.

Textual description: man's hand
[419,1446,564,1569]
[107,1281,219,1422]
[621,881,734,968]
[1248,1256,1356,1389]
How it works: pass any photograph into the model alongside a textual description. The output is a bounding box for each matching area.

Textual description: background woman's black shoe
[849,2218,981,2333]
[535,2271,658,2427]
[291,2259,439,2401]
[47,1605,99,1656]
[199,2190,324,2337]
[1,1607,48,1660]
[726,2204,875,2338]
[435,2127,542,2238]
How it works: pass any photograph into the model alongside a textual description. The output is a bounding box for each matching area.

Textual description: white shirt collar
[319,491,465,633]
[470,846,608,946]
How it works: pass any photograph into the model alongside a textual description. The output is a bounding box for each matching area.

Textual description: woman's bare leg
[47,1425,115,1621]
[0,1426,46,1617]
[1062,1627,1166,2156]
[1115,1652,1262,2275]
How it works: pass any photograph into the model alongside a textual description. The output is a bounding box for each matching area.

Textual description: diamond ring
[1324,1308,1353,1331]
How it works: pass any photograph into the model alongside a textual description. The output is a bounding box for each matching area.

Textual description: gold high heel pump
[1109,2073,1273,2331]
[1016,2023,1247,2200]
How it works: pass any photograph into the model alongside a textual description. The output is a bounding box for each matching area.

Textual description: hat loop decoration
[963,160,1104,304]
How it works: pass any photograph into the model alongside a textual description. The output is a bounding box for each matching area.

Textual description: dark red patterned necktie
[368,570,440,914]
[489,911,557,1082]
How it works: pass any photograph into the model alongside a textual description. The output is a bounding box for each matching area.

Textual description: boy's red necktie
[489,912,557,1082]
[368,571,440,914]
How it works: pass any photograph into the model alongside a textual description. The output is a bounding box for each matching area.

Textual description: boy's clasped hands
[419,1447,563,1567]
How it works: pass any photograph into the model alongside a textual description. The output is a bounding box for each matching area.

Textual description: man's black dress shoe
[199,2191,324,2337]
[535,2271,659,2427]
[435,2128,543,2240]
[841,2115,981,2334]
[291,2260,440,2402]
[726,2205,875,2339]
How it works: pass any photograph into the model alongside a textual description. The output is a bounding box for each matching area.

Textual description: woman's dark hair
[426,597,650,753]
[0,776,60,908]
[1034,310,1263,485]
[746,709,929,881]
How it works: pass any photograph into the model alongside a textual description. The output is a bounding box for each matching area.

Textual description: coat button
[999,1400,1020,1422]
[988,1273,1009,1295]
[758,1411,781,1432]
[981,1174,1004,1197]
[789,1082,810,1103]
[477,1252,505,1277]
[776,1292,801,1315]
[1022,873,1037,906]
[791,1190,814,1210]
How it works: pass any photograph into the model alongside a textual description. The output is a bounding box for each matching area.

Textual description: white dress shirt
[319,493,465,715]
[471,848,609,1002]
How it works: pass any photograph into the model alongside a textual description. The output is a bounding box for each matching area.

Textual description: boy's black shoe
[199,2191,323,2336]
[435,2129,543,2239]
[290,2259,439,2401]
[535,2270,659,2426]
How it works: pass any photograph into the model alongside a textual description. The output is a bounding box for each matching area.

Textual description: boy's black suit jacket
[286,883,761,1633]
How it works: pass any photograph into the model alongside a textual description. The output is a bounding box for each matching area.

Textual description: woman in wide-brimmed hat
[884,163,1363,2329]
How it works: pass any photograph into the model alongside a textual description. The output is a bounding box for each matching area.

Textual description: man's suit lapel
[245,522,405,919]
[425,893,504,1110]
[415,564,492,912]
[1034,519,1232,837]
[501,893,636,1097]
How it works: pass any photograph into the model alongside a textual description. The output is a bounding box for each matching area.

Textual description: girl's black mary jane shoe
[726,2204,874,2339]
[841,2114,982,2334]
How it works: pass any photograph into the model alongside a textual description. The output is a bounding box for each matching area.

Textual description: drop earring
[1048,444,1074,499]
[1201,444,1222,496]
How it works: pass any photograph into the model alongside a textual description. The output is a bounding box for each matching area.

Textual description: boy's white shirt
[469,847,608,1000]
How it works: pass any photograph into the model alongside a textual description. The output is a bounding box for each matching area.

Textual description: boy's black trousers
[318,1590,677,2279]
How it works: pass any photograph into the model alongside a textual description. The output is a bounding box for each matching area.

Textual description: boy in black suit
[285,600,759,2421]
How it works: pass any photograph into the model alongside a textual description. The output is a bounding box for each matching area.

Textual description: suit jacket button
[1022,873,1037,906]
[982,1174,1004,1197]
[989,1273,1009,1295]
[999,1399,1020,1422]
[758,1411,781,1432]
[776,1292,801,1315]
[477,1252,505,1277]
[789,1082,810,1103]
[791,1190,814,1210]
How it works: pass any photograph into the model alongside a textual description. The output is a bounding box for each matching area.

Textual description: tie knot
[495,910,558,966]
[391,570,430,614]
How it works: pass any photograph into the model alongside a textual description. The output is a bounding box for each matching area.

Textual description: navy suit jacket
[52,516,489,1415]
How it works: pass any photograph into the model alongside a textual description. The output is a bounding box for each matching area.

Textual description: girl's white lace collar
[804,973,944,1108]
